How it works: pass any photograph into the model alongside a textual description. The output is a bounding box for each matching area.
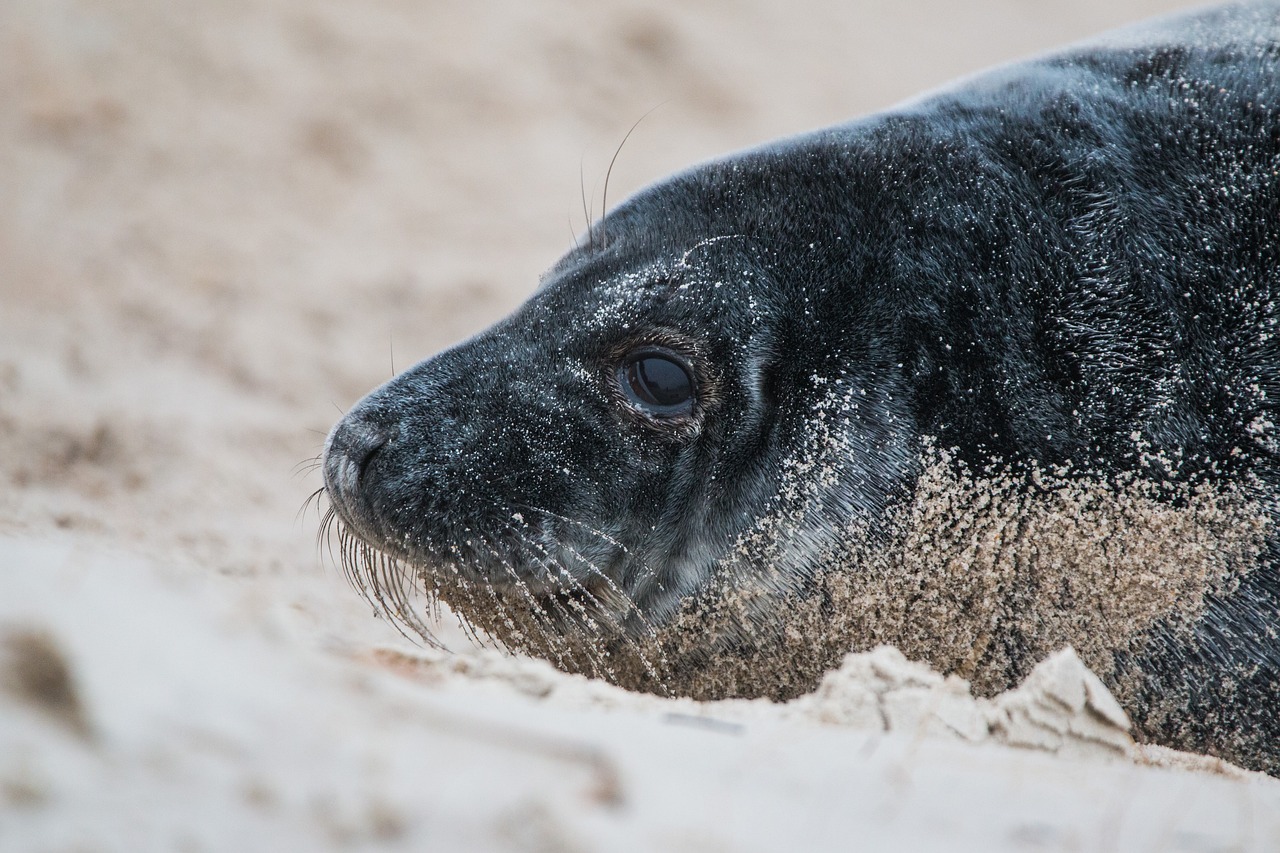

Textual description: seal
[322,1,1280,775]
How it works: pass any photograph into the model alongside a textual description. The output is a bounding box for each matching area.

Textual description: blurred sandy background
[5,1,1279,850]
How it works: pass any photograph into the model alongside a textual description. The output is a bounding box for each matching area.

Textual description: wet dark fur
[324,3,1280,774]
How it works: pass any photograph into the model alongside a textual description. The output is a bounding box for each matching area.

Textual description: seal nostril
[350,426,392,481]
[348,424,397,489]
[325,418,399,500]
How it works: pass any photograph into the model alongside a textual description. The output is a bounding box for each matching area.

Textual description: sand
[3,0,1279,850]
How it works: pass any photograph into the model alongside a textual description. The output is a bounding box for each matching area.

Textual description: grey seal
[322,2,1280,774]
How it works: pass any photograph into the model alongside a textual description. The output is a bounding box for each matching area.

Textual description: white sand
[3,0,1278,849]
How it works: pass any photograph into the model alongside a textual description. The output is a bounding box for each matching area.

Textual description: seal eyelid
[617,347,696,419]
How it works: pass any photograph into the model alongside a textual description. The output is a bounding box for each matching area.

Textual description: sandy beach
[3,0,1278,849]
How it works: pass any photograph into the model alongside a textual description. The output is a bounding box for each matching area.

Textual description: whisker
[516,510,670,694]
[298,486,328,525]
[512,501,657,581]
[488,517,619,676]
[579,157,593,249]
[327,518,447,649]
[316,492,668,693]
[293,455,324,477]
[365,546,426,644]
[483,525,595,675]
[508,501,663,640]
[501,527,617,681]
[317,505,340,567]
[480,465,548,489]
[599,104,663,249]
[557,539,660,637]
[369,543,433,644]
[442,540,529,658]
[449,578,492,649]
[505,522,666,690]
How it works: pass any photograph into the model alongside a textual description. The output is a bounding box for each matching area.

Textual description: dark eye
[618,350,695,417]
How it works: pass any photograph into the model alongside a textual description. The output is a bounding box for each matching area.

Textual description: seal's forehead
[536,258,681,331]
[539,242,770,334]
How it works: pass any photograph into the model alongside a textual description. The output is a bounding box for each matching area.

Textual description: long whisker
[483,525,597,676]
[438,558,491,649]
[326,516,448,649]
[317,504,340,567]
[468,563,526,657]
[501,526,618,681]
[497,521,624,673]
[368,547,421,643]
[372,543,444,647]
[508,501,664,648]
[579,157,593,248]
[555,539,661,640]
[293,455,324,477]
[512,501,657,582]
[299,486,328,524]
[317,489,666,693]
[600,104,664,249]
[506,522,666,691]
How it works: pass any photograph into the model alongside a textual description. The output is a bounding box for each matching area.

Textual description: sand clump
[372,641,1141,765]
[0,627,92,740]
[800,645,1137,761]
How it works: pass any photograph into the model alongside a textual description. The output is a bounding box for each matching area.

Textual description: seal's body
[324,2,1280,773]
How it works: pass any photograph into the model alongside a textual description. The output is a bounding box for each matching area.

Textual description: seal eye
[618,350,695,417]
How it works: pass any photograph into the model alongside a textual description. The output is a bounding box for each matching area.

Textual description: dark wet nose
[323,416,398,507]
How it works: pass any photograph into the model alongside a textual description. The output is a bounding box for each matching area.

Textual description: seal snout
[323,415,399,519]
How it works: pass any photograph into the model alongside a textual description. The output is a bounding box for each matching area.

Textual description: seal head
[325,217,917,641]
